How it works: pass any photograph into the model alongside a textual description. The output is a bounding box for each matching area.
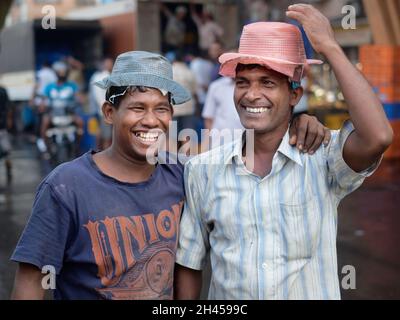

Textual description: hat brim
[93,72,191,105]
[219,52,323,81]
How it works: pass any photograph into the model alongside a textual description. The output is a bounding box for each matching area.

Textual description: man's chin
[241,120,274,132]
[128,144,156,163]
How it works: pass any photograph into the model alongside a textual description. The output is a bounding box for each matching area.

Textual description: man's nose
[140,110,159,127]
[245,84,263,102]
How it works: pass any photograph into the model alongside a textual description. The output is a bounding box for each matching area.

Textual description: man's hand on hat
[289,114,331,154]
[286,4,339,55]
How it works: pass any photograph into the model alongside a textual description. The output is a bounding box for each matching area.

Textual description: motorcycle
[45,115,78,166]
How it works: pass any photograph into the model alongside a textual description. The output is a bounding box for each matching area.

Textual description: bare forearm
[174,264,202,299]
[11,263,45,300]
[286,4,392,171]
[323,44,392,149]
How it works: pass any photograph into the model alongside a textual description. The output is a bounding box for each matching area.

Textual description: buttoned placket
[256,153,287,299]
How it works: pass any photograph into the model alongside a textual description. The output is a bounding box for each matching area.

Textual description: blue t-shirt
[11,151,185,300]
[44,81,78,116]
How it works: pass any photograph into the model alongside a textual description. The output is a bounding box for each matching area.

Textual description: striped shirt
[176,121,379,300]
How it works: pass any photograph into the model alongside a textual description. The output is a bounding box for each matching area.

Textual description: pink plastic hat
[219,22,323,82]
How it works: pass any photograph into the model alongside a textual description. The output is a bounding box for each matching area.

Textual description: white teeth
[135,132,159,142]
[245,107,269,113]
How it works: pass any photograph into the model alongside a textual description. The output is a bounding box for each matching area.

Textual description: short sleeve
[11,182,74,274]
[176,162,210,270]
[326,120,381,200]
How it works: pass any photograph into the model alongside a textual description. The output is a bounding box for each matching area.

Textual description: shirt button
[262,263,268,269]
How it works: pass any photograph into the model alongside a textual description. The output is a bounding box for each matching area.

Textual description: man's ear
[289,86,303,108]
[102,102,115,125]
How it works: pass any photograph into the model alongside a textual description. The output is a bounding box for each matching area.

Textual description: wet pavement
[0,138,44,299]
[337,160,400,299]
[0,137,399,300]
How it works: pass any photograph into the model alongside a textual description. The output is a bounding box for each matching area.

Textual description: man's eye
[130,107,144,112]
[235,80,247,87]
[156,107,170,113]
[262,80,275,87]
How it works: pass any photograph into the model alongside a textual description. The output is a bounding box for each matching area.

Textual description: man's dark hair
[106,86,127,108]
[235,64,292,89]
[105,86,172,108]
[236,63,270,74]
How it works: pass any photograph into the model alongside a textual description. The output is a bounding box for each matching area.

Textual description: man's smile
[240,103,273,115]
[132,130,162,145]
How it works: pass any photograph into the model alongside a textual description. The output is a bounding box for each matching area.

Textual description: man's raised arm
[287,4,393,172]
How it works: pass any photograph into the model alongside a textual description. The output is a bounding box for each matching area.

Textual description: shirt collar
[229,129,303,167]
[277,129,303,166]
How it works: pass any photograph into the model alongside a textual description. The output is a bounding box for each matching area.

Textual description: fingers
[289,118,298,145]
[303,124,318,153]
[323,127,331,145]
[308,126,325,154]
[295,118,308,151]
[288,4,312,12]
[285,10,306,22]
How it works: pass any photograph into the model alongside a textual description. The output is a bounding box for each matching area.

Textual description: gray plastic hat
[94,51,191,105]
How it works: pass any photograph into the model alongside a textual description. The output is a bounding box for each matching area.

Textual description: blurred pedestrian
[0,85,12,188]
[202,76,243,148]
[189,50,213,128]
[36,60,57,96]
[208,40,225,81]
[247,0,269,23]
[190,4,223,56]
[67,56,85,90]
[89,57,114,150]
[38,61,83,153]
[161,3,187,53]
[172,51,198,134]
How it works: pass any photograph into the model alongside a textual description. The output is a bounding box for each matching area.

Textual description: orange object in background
[360,45,400,103]
[359,45,400,65]
[384,120,400,159]
[373,86,400,103]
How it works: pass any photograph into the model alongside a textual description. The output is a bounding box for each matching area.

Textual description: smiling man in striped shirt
[175,4,393,300]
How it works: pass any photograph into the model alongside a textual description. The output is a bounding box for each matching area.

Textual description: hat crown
[93,50,192,104]
[238,22,306,64]
[112,51,173,80]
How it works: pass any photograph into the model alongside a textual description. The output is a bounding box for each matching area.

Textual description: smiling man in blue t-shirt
[10,51,329,300]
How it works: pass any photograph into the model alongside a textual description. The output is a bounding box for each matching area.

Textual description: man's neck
[94,146,156,184]
[243,123,289,178]
[253,124,288,155]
